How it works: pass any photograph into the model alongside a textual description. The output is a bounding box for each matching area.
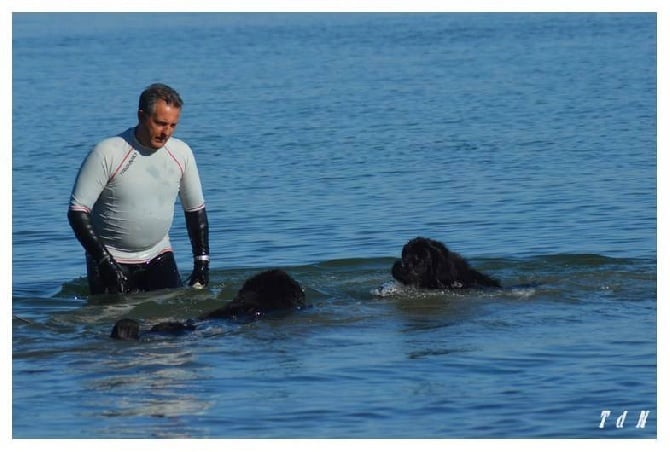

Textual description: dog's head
[110,318,140,340]
[392,237,453,289]
[225,269,306,319]
[391,237,502,289]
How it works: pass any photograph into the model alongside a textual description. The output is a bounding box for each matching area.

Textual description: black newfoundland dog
[391,237,501,290]
[111,269,306,340]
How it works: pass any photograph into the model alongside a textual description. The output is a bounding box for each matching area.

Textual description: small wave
[372,280,541,300]
[371,281,404,297]
[509,286,537,298]
[370,281,479,299]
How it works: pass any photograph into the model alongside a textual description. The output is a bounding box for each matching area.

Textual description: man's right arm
[68,143,128,293]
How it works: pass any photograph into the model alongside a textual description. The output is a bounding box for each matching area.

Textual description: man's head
[136,83,183,150]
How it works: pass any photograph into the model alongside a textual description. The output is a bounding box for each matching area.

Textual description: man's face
[136,99,181,149]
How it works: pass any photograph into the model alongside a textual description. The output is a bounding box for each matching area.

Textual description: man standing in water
[68,83,210,295]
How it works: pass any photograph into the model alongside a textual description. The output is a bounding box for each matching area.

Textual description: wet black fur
[201,268,306,321]
[391,237,501,290]
[111,269,305,340]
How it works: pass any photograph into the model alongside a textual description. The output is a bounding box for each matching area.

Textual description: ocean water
[11,13,657,439]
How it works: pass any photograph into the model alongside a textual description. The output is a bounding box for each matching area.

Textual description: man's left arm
[178,144,209,288]
[185,207,209,288]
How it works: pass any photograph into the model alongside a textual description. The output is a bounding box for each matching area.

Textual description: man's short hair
[139,83,183,114]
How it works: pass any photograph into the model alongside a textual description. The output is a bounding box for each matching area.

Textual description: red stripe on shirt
[165,146,184,177]
[108,146,135,183]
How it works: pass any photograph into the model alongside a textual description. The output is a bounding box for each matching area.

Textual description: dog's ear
[426,241,451,287]
[431,242,461,288]
[391,259,407,283]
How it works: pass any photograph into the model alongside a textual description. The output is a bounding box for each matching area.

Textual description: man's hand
[98,256,129,294]
[188,258,209,289]
[185,207,210,289]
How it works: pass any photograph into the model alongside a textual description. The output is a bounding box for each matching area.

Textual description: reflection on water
[91,349,213,423]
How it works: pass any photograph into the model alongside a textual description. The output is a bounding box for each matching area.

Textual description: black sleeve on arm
[67,209,111,263]
[185,207,209,257]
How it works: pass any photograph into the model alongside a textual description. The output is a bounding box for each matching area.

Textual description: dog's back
[111,269,306,338]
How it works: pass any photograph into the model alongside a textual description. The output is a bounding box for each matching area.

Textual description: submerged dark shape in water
[111,269,306,340]
[110,318,141,340]
[391,237,502,290]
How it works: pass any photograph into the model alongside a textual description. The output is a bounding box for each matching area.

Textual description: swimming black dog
[391,237,501,290]
[201,268,306,320]
[111,269,306,340]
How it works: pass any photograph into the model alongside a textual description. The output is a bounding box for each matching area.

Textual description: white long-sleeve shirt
[69,127,205,263]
